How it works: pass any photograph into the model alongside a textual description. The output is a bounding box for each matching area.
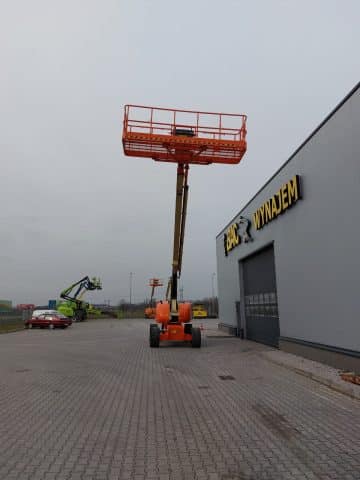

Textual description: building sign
[224,216,252,256]
[223,176,301,256]
[253,175,301,230]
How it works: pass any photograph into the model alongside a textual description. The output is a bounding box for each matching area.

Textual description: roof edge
[216,81,360,239]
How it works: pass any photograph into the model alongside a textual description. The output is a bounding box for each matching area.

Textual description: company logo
[253,175,301,230]
[224,216,252,256]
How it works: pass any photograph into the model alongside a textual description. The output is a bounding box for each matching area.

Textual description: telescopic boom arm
[169,162,189,322]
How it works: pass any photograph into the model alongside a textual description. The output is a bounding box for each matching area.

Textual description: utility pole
[129,272,133,306]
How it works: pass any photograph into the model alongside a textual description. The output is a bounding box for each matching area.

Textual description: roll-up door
[242,245,280,347]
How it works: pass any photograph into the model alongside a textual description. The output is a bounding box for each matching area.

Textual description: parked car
[25,312,72,329]
[31,309,58,317]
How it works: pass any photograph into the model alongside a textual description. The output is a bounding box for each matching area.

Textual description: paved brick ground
[0,319,359,480]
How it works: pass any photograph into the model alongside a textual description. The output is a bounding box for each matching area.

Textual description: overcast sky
[1,0,359,305]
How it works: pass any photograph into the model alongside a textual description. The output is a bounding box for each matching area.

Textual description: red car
[25,313,72,329]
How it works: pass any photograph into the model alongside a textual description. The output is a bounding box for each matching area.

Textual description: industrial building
[216,82,360,372]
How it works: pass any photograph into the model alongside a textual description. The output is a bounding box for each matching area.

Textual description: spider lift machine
[60,276,102,322]
[122,105,247,347]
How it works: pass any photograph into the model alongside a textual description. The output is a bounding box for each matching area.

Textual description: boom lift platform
[122,105,247,347]
[60,276,102,322]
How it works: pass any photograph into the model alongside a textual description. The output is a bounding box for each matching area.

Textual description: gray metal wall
[216,84,360,353]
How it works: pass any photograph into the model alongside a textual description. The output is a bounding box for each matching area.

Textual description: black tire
[191,327,201,348]
[149,325,160,348]
[74,309,86,322]
[149,324,157,338]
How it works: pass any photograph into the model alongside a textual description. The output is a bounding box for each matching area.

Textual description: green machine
[59,276,102,322]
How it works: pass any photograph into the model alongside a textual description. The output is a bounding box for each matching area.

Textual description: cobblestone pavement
[0,319,359,480]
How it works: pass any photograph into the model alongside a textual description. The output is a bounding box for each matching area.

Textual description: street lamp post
[211,272,216,317]
[129,272,133,306]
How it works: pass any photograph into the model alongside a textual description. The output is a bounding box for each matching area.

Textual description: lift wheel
[149,324,160,348]
[191,327,201,348]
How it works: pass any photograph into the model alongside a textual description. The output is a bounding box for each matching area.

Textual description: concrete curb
[259,350,360,401]
[0,326,25,335]
[204,329,236,338]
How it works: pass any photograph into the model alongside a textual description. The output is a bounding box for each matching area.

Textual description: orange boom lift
[122,105,247,347]
[145,278,163,319]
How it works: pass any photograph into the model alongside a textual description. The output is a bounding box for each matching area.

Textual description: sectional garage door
[242,245,280,347]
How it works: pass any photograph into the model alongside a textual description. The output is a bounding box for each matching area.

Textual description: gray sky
[1,0,359,305]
